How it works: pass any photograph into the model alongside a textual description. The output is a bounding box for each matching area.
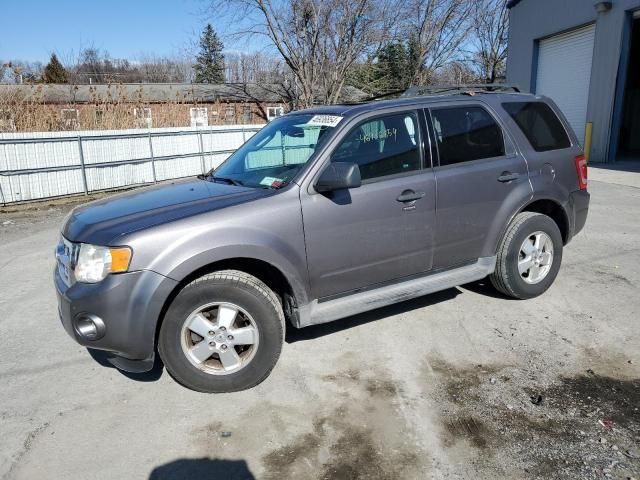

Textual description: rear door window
[430,106,505,166]
[502,102,571,152]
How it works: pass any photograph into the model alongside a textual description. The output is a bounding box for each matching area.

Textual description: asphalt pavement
[0,175,638,480]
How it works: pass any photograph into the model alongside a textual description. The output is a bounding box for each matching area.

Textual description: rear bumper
[54,267,178,369]
[566,189,590,242]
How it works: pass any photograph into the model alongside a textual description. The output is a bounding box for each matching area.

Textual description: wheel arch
[487,195,571,259]
[519,198,570,244]
[154,256,305,350]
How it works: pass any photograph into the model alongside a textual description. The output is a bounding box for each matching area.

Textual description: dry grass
[0,83,256,132]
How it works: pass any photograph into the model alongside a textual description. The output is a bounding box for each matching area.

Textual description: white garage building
[507,0,640,163]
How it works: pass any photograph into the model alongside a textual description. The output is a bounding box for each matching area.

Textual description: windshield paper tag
[307,115,343,127]
[260,176,282,187]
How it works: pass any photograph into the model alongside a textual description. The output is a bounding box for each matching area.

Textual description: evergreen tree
[43,54,68,83]
[374,42,411,92]
[347,41,417,97]
[407,34,423,85]
[194,24,225,83]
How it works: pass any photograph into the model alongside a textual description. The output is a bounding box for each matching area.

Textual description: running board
[297,256,496,328]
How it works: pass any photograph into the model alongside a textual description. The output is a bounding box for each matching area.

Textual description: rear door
[300,109,436,300]
[501,100,583,194]
[428,102,532,269]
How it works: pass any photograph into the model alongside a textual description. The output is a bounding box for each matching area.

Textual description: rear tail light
[574,154,588,190]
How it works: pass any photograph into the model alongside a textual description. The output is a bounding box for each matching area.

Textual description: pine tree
[43,54,68,83]
[407,34,423,85]
[194,24,225,83]
[375,42,411,92]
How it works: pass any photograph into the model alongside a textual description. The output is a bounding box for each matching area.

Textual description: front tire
[490,212,563,299]
[158,270,285,393]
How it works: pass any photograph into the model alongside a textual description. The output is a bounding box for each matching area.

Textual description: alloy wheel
[518,231,554,284]
[180,302,259,375]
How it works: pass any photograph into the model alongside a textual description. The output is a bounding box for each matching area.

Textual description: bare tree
[402,0,472,85]
[209,0,392,107]
[432,60,479,85]
[63,47,195,84]
[138,55,194,83]
[0,63,8,83]
[0,60,43,84]
[469,0,509,83]
[225,51,285,83]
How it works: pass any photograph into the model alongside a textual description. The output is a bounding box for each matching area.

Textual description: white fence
[0,125,263,204]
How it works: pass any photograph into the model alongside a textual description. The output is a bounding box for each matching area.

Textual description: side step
[298,256,496,327]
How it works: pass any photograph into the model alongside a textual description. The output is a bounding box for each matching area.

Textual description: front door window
[331,112,421,181]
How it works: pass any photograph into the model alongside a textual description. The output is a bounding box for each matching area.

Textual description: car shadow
[86,348,164,382]
[86,283,498,372]
[460,278,515,300]
[148,458,255,480]
[286,286,461,343]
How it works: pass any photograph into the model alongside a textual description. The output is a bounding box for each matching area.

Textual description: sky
[0,0,229,63]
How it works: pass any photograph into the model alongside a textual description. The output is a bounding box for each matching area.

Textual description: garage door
[536,24,595,146]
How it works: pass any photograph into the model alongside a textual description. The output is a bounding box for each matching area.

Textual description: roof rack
[401,84,520,98]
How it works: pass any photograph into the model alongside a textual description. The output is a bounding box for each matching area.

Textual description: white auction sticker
[307,115,344,127]
[259,176,282,187]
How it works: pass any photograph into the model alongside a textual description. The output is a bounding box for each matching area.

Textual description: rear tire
[158,270,285,393]
[490,212,563,299]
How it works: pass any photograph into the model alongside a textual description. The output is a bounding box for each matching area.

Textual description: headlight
[74,244,132,283]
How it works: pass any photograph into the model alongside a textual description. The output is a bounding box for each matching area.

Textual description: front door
[300,110,436,300]
[428,103,532,269]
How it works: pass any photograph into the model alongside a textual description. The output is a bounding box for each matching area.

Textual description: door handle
[497,171,521,183]
[396,190,426,203]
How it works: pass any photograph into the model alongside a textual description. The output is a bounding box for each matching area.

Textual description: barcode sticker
[307,115,344,127]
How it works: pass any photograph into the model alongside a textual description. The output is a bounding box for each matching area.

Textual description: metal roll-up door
[536,24,596,145]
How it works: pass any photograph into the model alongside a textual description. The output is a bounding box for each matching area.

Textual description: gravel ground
[0,178,638,480]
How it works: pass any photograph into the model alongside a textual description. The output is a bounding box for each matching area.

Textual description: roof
[0,83,368,105]
[292,90,536,118]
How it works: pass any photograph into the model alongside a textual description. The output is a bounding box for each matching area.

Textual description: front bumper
[54,267,178,370]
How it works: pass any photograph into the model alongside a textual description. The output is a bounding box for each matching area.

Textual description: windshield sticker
[260,176,283,187]
[307,115,344,128]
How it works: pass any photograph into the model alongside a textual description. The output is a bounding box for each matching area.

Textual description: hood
[63,178,272,244]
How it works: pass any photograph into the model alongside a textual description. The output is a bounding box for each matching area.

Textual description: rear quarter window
[502,102,571,152]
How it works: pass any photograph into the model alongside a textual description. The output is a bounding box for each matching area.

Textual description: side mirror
[315,162,362,193]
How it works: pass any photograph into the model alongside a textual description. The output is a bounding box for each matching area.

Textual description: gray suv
[54,89,590,393]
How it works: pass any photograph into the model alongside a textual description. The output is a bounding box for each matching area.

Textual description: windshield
[207,114,340,189]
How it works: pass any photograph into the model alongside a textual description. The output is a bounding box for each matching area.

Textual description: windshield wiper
[210,175,244,187]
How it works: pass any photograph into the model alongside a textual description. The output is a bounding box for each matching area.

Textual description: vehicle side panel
[493,96,588,242]
[496,96,583,197]
[427,101,534,268]
[118,186,312,306]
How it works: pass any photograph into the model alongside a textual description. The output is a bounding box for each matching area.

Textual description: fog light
[73,314,106,340]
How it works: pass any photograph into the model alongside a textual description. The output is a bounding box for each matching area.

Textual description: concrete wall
[507,0,640,163]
